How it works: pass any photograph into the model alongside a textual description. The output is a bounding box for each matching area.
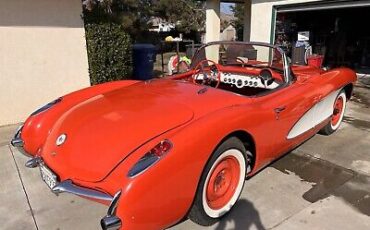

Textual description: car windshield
[191,42,285,73]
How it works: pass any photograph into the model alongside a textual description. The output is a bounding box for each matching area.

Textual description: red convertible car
[11,42,356,230]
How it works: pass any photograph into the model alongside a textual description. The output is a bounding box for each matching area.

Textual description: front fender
[315,67,357,93]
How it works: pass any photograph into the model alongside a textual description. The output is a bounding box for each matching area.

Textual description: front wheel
[319,90,347,135]
[188,137,249,226]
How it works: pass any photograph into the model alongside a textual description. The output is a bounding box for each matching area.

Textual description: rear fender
[21,80,139,155]
[100,105,266,230]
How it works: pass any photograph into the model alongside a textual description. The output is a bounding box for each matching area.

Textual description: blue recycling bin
[132,44,156,80]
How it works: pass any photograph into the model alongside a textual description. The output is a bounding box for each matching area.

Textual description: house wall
[0,0,90,126]
[206,0,221,42]
[250,0,322,43]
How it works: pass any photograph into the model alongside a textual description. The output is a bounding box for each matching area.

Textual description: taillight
[128,140,172,177]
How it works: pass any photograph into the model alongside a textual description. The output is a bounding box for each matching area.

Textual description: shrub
[84,19,132,85]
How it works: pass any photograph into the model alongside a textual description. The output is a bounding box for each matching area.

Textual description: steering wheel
[259,68,274,86]
[236,57,248,67]
[192,59,221,88]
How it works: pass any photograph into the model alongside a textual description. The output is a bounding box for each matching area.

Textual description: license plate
[39,163,57,189]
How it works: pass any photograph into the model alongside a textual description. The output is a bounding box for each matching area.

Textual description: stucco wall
[0,0,90,126]
[250,0,322,43]
[206,0,221,42]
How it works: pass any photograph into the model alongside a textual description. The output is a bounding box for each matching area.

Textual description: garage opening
[274,2,370,73]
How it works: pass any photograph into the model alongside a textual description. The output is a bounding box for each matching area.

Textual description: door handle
[274,106,286,113]
[274,106,286,120]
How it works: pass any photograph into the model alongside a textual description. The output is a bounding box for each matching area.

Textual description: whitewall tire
[188,137,249,226]
[320,90,347,135]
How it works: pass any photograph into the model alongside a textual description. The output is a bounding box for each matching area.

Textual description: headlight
[31,97,62,116]
[128,140,172,177]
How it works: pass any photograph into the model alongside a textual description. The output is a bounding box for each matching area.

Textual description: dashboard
[220,72,280,89]
[192,66,283,90]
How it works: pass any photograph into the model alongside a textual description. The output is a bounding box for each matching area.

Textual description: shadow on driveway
[272,153,370,217]
[215,199,265,230]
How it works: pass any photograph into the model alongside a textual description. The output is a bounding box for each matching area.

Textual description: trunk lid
[41,82,194,182]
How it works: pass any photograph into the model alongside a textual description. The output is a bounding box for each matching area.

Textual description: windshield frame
[191,41,292,84]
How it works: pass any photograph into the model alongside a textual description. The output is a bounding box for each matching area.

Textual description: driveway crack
[9,145,39,230]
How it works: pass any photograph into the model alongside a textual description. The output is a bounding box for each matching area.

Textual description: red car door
[253,79,321,159]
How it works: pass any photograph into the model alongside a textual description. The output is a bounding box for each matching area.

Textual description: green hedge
[84,21,132,85]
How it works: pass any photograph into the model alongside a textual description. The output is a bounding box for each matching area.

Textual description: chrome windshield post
[282,52,292,84]
[276,46,291,84]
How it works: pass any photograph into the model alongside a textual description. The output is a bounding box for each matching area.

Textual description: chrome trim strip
[11,125,24,147]
[52,180,113,202]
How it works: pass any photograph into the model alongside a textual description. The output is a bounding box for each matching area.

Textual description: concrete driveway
[1,86,369,230]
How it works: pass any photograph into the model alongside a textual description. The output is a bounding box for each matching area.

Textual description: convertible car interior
[172,42,287,97]
[216,66,284,96]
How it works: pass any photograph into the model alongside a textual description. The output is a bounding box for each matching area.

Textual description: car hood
[41,79,246,182]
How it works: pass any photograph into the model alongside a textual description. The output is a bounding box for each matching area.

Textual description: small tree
[83,1,133,84]
[83,0,153,38]
[231,4,244,41]
[152,0,205,34]
[82,0,206,84]
[83,0,205,36]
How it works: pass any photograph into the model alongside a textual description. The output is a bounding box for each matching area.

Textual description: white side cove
[287,89,341,139]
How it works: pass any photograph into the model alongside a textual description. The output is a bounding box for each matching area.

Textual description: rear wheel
[319,90,347,135]
[188,137,249,226]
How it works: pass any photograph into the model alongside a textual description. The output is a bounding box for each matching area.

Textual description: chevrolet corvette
[11,41,356,230]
